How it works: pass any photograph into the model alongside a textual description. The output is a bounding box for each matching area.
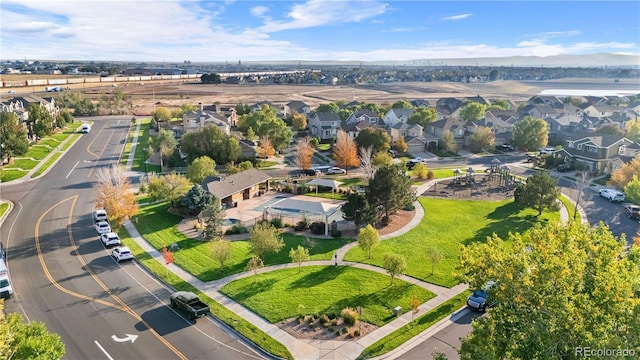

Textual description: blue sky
[1,0,639,62]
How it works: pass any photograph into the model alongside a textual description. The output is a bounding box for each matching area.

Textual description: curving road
[1,116,262,360]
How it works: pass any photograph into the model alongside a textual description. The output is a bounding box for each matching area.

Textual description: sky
[1,0,639,62]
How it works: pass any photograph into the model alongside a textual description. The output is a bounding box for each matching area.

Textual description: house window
[585,145,597,153]
[567,141,574,148]
[577,144,583,150]
[618,145,625,155]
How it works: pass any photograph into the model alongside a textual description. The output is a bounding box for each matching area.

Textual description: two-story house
[181,103,230,136]
[382,108,415,127]
[435,98,463,119]
[345,109,383,126]
[558,134,639,174]
[470,112,515,146]
[284,100,311,117]
[388,123,433,154]
[309,112,341,140]
[425,118,467,149]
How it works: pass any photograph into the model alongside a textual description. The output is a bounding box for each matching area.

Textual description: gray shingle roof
[202,169,271,200]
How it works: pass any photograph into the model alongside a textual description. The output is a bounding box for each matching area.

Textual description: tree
[512,116,548,152]
[490,99,509,110]
[459,102,486,122]
[488,69,499,81]
[412,162,428,179]
[256,138,276,158]
[94,165,139,228]
[170,108,183,120]
[426,246,443,275]
[0,112,28,163]
[624,175,640,205]
[391,100,413,109]
[441,130,457,153]
[151,106,171,122]
[332,130,359,171]
[357,224,380,259]
[383,253,407,285]
[367,164,414,222]
[201,201,225,240]
[571,171,591,221]
[371,151,393,167]
[355,127,390,154]
[292,113,307,132]
[359,146,375,181]
[179,185,213,215]
[467,126,495,152]
[458,222,640,359]
[210,238,231,269]
[226,160,253,175]
[0,311,66,360]
[407,107,437,126]
[249,221,284,260]
[246,127,256,140]
[238,105,292,150]
[625,118,640,143]
[152,128,177,168]
[342,193,377,229]
[394,137,408,153]
[186,156,217,184]
[235,102,250,115]
[180,125,241,164]
[293,137,315,170]
[595,123,625,136]
[289,245,310,273]
[514,171,560,215]
[609,154,640,189]
[317,103,339,113]
[146,172,191,207]
[27,103,54,139]
[410,294,421,320]
[247,255,264,283]
[200,73,222,84]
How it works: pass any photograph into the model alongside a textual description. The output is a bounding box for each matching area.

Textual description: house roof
[341,120,376,132]
[314,112,341,122]
[307,178,343,189]
[429,117,466,132]
[387,108,415,119]
[265,197,343,216]
[567,134,630,148]
[202,169,271,200]
[287,100,309,112]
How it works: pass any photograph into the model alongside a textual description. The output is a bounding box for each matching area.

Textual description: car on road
[81,124,91,133]
[407,159,427,170]
[557,164,572,172]
[624,205,640,220]
[599,188,625,203]
[302,168,321,176]
[327,167,346,175]
[111,246,134,262]
[93,209,108,222]
[95,221,112,234]
[467,281,496,312]
[100,232,121,247]
[539,147,556,154]
[170,291,211,320]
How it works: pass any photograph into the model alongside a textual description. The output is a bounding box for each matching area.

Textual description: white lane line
[65,161,80,180]
[94,340,114,360]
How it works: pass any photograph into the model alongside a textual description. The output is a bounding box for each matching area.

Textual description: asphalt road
[1,116,261,360]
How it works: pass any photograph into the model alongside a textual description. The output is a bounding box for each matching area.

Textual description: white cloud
[443,13,472,21]
[250,6,269,17]
[257,0,388,32]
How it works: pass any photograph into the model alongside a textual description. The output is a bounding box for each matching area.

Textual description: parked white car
[95,221,111,234]
[599,188,625,203]
[93,209,108,222]
[100,232,121,247]
[111,246,134,262]
[327,167,346,175]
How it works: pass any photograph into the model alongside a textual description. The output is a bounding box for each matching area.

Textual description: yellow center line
[36,195,188,360]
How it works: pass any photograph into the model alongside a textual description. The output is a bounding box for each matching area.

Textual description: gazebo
[264,197,344,235]
[306,178,343,195]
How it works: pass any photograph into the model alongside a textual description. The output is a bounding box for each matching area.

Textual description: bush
[224,224,248,235]
[403,203,415,211]
[427,170,435,180]
[295,219,309,231]
[341,307,359,326]
[328,326,335,332]
[320,314,330,326]
[331,229,342,238]
[270,218,284,228]
[310,221,326,235]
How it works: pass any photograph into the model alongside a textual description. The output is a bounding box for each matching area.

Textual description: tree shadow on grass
[223,277,278,302]
[289,266,347,289]
[467,202,547,246]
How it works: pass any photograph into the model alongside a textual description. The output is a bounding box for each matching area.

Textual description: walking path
[122,123,589,359]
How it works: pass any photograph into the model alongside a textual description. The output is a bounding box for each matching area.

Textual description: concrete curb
[0,200,14,228]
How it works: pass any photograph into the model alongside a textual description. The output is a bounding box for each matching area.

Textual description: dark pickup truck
[170,291,210,320]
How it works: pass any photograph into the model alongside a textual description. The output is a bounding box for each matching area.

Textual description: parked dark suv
[557,164,572,172]
[624,205,640,220]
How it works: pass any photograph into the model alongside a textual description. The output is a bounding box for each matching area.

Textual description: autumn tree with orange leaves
[294,137,315,170]
[94,164,138,229]
[608,154,640,189]
[257,137,276,158]
[332,130,359,171]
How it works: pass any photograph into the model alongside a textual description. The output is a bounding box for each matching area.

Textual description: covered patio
[263,197,345,235]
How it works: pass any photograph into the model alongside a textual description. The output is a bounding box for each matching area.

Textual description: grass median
[118,227,293,360]
[0,202,9,218]
[31,152,63,178]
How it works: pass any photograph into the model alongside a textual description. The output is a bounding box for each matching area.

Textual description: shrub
[310,221,325,235]
[328,326,335,332]
[427,170,435,180]
[282,184,293,193]
[354,329,361,337]
[224,224,248,235]
[341,327,349,335]
[320,314,330,326]
[270,217,284,228]
[295,219,309,231]
[341,307,359,326]
[403,203,415,211]
[331,229,342,238]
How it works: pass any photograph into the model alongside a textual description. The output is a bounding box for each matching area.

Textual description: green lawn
[257,160,279,168]
[336,177,366,187]
[118,227,293,360]
[344,197,559,287]
[135,202,353,281]
[358,291,469,359]
[317,143,331,151]
[23,146,52,160]
[60,134,80,151]
[220,266,435,326]
[39,138,61,148]
[0,202,9,218]
[6,158,39,170]
[560,195,581,224]
[130,118,153,172]
[0,169,28,182]
[429,168,482,179]
[303,191,347,200]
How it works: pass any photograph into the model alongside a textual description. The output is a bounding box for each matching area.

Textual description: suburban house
[201,168,271,209]
[383,108,415,127]
[425,118,467,147]
[341,120,376,139]
[284,100,311,117]
[207,104,238,127]
[557,134,639,174]
[250,100,276,113]
[388,122,433,153]
[181,103,230,136]
[345,109,383,125]
[435,98,463,119]
[239,139,257,159]
[309,111,341,140]
[1,95,59,122]
[522,104,557,119]
[469,113,515,145]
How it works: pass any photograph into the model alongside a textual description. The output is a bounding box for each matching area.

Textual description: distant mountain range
[242,53,639,68]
